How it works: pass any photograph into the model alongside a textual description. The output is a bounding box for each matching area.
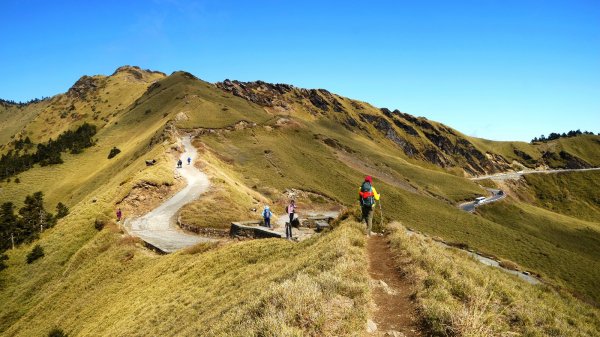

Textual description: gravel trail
[125,137,214,253]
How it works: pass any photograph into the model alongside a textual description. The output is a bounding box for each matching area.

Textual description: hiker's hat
[365,175,372,183]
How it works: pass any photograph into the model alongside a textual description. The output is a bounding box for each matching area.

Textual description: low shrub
[94,218,106,231]
[48,327,68,337]
[26,245,44,264]
[107,147,121,159]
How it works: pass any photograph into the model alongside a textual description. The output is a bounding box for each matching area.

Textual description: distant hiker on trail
[262,205,273,229]
[116,208,122,222]
[187,157,191,165]
[358,175,380,236]
[177,159,183,168]
[286,200,297,240]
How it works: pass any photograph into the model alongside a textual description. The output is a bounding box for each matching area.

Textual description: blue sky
[1,0,598,141]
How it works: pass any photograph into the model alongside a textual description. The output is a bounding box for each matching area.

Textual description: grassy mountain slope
[515,171,600,223]
[1,67,599,335]
[477,199,600,301]
[209,79,600,303]
[389,223,600,336]
[3,220,368,336]
[0,100,50,146]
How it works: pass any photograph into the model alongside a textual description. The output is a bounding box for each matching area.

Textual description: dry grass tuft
[181,241,223,255]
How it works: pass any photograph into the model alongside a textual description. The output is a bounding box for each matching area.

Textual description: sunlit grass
[388,222,600,336]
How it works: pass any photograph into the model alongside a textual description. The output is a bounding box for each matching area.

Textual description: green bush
[56,202,69,219]
[94,218,106,231]
[48,327,68,337]
[0,254,8,271]
[26,245,44,264]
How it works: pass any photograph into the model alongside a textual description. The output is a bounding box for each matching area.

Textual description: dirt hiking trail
[125,136,215,253]
[367,235,421,336]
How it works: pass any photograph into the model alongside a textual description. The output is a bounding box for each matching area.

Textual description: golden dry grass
[2,220,369,336]
[387,222,600,336]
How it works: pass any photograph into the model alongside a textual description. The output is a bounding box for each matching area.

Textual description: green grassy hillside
[519,171,600,223]
[1,66,599,336]
[477,199,600,302]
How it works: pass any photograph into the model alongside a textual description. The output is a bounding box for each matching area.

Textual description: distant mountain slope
[0,66,599,336]
[216,79,600,175]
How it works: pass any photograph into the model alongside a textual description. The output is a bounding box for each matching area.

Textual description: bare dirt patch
[368,235,421,336]
[117,179,185,219]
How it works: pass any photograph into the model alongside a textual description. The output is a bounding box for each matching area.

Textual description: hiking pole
[379,199,383,230]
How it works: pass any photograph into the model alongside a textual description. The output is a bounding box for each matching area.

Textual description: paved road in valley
[459,188,506,212]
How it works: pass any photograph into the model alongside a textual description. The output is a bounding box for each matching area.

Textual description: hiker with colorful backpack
[262,205,273,229]
[358,175,380,236]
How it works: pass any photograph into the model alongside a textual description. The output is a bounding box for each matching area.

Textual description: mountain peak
[112,65,166,78]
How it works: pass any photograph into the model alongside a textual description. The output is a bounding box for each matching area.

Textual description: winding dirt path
[125,137,214,253]
[367,236,421,336]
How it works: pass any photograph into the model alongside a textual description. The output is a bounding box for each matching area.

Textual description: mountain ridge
[1,66,599,336]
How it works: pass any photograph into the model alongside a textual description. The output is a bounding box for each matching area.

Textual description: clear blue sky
[1,0,599,141]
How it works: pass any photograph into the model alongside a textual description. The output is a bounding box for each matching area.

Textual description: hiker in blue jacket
[262,205,273,229]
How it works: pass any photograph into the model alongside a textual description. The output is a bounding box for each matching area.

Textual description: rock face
[67,76,100,99]
[216,80,348,115]
[359,113,419,157]
[112,65,166,78]
[216,79,294,108]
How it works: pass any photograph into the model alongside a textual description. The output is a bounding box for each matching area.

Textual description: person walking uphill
[358,175,380,236]
[286,200,297,240]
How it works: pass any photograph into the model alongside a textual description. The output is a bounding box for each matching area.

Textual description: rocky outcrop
[542,151,592,169]
[67,76,100,99]
[513,149,536,167]
[304,89,329,111]
[112,65,166,78]
[421,129,500,174]
[216,80,348,115]
[216,79,294,108]
[359,113,418,157]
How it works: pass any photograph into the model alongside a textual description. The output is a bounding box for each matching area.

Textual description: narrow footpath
[367,236,421,337]
[125,136,215,253]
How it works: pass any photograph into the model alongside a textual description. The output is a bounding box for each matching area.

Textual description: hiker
[358,175,380,236]
[187,156,191,165]
[286,200,297,240]
[262,205,273,228]
[177,159,183,168]
[116,208,122,222]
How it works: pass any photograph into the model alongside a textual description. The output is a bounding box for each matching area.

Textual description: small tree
[26,244,44,263]
[55,202,69,219]
[0,254,8,271]
[19,191,53,239]
[48,327,68,337]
